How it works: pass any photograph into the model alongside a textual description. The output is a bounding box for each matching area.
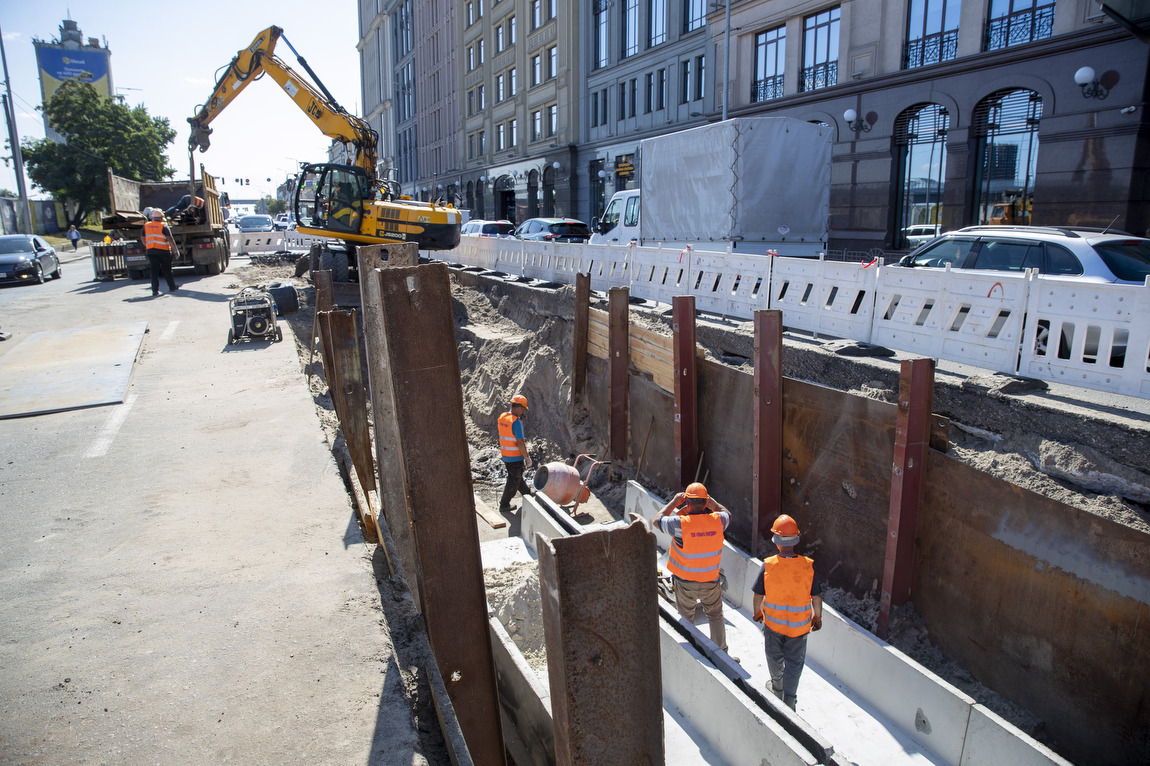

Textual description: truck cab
[590,189,640,246]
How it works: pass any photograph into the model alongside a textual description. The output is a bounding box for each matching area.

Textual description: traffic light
[245,179,250,185]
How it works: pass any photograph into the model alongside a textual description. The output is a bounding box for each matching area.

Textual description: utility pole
[0,23,33,235]
[722,0,731,121]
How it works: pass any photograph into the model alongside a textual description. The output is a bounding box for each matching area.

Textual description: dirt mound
[484,560,548,676]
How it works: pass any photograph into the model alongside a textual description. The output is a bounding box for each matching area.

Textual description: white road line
[160,320,179,340]
[84,393,139,459]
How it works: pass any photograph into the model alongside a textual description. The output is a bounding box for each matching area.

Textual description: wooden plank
[474,495,508,529]
[628,324,673,349]
[589,307,609,326]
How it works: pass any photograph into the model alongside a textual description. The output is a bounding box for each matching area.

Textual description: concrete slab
[960,705,1073,766]
[0,322,146,418]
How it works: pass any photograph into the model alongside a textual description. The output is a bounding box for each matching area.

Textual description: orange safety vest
[760,555,815,637]
[667,512,724,582]
[143,220,170,251]
[497,412,522,459]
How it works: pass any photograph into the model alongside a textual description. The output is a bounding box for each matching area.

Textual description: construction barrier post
[752,309,783,558]
[672,295,698,490]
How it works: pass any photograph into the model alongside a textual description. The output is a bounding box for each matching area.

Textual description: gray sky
[1,0,360,203]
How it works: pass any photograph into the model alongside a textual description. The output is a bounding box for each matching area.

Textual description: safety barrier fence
[436,237,1150,399]
[233,231,287,255]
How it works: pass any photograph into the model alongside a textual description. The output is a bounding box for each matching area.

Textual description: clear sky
[0,1,359,204]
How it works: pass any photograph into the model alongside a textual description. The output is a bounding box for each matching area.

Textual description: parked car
[898,225,1150,284]
[238,215,275,232]
[0,234,61,285]
[461,219,516,238]
[273,214,291,230]
[902,224,942,249]
[514,218,592,243]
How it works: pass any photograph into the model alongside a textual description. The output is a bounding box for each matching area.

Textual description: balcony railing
[751,75,784,102]
[904,29,959,69]
[800,61,837,92]
[985,4,1054,51]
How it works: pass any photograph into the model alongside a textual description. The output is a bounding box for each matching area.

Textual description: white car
[461,219,516,238]
[902,224,941,249]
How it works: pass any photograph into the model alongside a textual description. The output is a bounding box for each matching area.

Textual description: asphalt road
[0,252,432,764]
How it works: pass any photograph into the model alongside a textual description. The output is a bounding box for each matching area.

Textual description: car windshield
[1093,240,1150,282]
[481,223,515,235]
[908,238,977,268]
[241,216,272,228]
[0,238,32,254]
[549,222,591,237]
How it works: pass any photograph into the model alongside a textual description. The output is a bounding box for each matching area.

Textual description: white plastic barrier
[687,250,773,318]
[770,256,880,343]
[235,232,286,255]
[1018,276,1150,397]
[871,265,1030,374]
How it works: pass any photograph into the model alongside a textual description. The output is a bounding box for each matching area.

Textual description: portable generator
[227,287,282,345]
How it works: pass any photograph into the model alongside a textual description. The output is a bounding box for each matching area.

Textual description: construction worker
[141,209,178,297]
[655,483,733,657]
[752,514,823,711]
[497,394,533,513]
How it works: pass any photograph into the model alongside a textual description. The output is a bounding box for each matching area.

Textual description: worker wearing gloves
[497,394,534,513]
[655,483,733,657]
[752,514,823,711]
[141,209,179,297]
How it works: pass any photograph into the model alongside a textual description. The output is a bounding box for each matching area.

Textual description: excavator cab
[295,164,370,236]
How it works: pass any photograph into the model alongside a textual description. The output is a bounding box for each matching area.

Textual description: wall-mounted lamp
[552,161,562,170]
[1074,66,1109,99]
[844,108,872,133]
[478,175,486,183]
[512,169,519,178]
[598,169,607,178]
[437,183,444,190]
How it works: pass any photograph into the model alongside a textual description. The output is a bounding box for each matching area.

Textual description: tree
[22,79,176,227]
[265,196,287,216]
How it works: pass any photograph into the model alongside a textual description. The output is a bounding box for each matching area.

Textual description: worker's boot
[783,694,798,711]
[770,682,783,701]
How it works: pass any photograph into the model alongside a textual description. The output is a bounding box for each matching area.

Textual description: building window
[479,130,486,154]
[528,169,540,217]
[695,55,705,100]
[548,46,557,79]
[894,103,950,248]
[684,0,705,32]
[753,26,785,102]
[497,73,506,102]
[656,68,666,110]
[533,110,543,140]
[531,0,541,28]
[594,2,609,69]
[623,0,639,57]
[645,72,654,113]
[477,0,484,17]
[619,83,627,120]
[476,179,486,217]
[548,0,556,20]
[649,0,667,46]
[972,89,1041,225]
[509,68,517,95]
[680,60,691,103]
[985,0,1054,51]
[509,16,517,44]
[478,84,486,109]
[802,7,839,92]
[547,104,558,136]
[905,0,959,68]
[467,1,474,25]
[468,46,475,70]
[630,78,638,116]
[468,89,475,115]
[478,38,485,64]
[469,133,475,159]
[510,118,518,146]
[592,91,600,127]
[497,123,506,151]
[601,88,608,124]
[496,25,505,52]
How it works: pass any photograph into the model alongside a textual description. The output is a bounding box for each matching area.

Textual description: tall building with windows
[358,1,396,183]
[578,0,712,223]
[709,0,1150,252]
[457,0,580,222]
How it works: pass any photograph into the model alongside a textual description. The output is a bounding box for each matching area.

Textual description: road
[0,250,443,765]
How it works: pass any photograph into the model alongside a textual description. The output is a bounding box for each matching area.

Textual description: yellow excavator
[188,26,462,280]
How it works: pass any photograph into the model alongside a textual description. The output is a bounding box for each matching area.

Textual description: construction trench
[235,247,1149,766]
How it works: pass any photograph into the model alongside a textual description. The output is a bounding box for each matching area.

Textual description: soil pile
[484,560,549,677]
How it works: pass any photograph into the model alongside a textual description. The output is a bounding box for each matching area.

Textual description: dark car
[514,217,592,243]
[238,215,275,232]
[0,234,61,285]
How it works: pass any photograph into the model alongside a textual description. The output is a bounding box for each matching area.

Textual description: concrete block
[660,617,820,766]
[812,605,974,766]
[520,496,569,556]
[489,616,555,766]
[960,705,1073,766]
[480,536,536,569]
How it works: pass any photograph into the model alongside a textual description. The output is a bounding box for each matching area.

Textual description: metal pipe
[722,0,731,121]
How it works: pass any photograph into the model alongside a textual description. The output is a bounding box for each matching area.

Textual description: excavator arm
[188,26,378,179]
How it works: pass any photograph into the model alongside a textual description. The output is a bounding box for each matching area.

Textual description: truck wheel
[128,268,144,280]
[319,247,350,283]
[193,263,208,276]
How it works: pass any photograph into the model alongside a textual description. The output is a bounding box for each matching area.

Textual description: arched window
[972,89,1041,225]
[542,167,556,217]
[466,181,475,212]
[477,180,486,219]
[894,103,949,248]
[527,170,540,218]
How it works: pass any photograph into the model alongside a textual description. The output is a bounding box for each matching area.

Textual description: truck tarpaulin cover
[639,117,832,244]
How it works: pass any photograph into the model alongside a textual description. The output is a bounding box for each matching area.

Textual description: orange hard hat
[510,394,529,409]
[684,482,708,500]
[772,514,799,535]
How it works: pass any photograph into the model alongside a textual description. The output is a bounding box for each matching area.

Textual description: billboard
[36,46,111,100]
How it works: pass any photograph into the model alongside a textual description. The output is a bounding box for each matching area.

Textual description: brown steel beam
[752,309,783,558]
[538,521,663,766]
[877,358,935,639]
[307,270,335,379]
[376,263,505,764]
[326,308,378,500]
[608,287,629,461]
[572,272,590,402]
[673,295,698,490]
[360,267,421,611]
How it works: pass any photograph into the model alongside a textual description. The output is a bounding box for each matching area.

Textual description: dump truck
[101,165,231,279]
[592,117,832,258]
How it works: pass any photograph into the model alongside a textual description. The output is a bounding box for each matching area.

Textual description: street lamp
[844,108,872,133]
[1074,66,1109,99]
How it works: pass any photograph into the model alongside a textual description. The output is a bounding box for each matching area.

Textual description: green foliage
[22,80,176,227]
[0,188,15,198]
[264,196,287,216]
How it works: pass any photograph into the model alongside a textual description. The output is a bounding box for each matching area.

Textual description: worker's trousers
[674,578,727,652]
[147,249,177,294]
[499,459,532,510]
[764,627,808,705]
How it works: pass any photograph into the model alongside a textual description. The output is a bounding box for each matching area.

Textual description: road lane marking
[84,393,138,459]
[160,320,179,340]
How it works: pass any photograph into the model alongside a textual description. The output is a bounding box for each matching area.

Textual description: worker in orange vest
[497,394,534,513]
[655,482,734,658]
[140,209,179,297]
[752,514,823,711]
